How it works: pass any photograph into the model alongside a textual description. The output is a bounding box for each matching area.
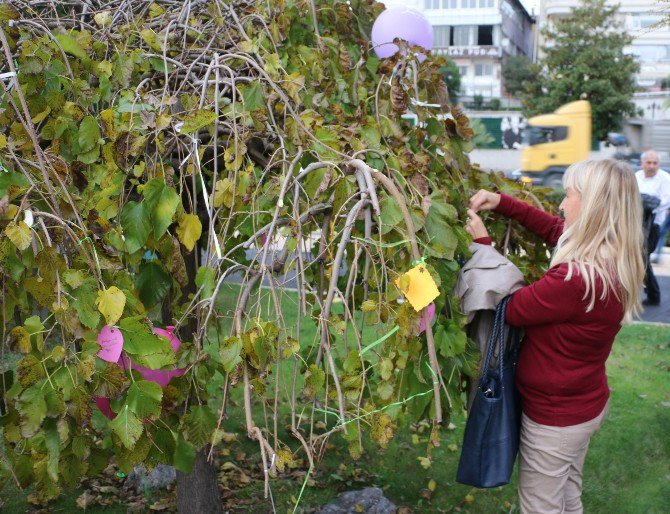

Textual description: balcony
[434,45,502,58]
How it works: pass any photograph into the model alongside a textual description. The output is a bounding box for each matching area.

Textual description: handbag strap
[480,296,511,381]
[481,296,509,378]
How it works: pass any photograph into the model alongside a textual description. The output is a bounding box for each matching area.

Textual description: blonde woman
[465,159,645,514]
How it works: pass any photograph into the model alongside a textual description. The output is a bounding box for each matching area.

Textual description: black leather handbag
[456,296,521,488]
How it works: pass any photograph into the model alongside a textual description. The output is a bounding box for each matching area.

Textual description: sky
[520,0,539,15]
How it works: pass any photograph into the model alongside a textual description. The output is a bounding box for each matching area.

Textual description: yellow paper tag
[395,264,440,312]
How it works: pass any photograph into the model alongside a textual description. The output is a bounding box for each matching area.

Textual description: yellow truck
[516,100,591,188]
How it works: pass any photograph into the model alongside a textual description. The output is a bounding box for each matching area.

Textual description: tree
[0,0,552,511]
[522,0,639,141]
[440,59,462,102]
[502,56,534,97]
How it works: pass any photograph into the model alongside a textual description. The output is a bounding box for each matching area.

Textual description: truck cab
[519,100,591,188]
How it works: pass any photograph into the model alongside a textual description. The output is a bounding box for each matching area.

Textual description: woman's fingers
[469,189,500,212]
[465,208,489,239]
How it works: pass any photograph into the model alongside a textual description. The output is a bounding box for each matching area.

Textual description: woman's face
[559,187,581,227]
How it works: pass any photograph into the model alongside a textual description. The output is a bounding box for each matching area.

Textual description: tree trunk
[176,447,222,514]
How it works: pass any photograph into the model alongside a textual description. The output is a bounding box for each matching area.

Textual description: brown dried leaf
[391,82,408,114]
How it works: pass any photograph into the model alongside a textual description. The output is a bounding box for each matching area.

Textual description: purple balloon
[371,8,434,60]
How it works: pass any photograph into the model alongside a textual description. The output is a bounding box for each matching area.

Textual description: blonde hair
[550,159,645,323]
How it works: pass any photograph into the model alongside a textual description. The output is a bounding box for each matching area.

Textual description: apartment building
[380,0,536,98]
[540,0,670,91]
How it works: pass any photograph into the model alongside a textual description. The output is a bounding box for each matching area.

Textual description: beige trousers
[518,402,609,514]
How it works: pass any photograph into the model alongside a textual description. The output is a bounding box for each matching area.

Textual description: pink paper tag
[97,326,124,363]
[419,303,436,334]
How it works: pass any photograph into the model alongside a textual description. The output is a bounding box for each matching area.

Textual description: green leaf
[126,380,163,419]
[181,405,217,448]
[425,194,458,260]
[109,405,143,450]
[96,286,126,326]
[0,3,20,21]
[379,195,404,235]
[142,179,180,240]
[63,269,85,289]
[78,116,101,153]
[18,384,47,437]
[434,322,467,358]
[195,266,215,300]
[5,221,32,251]
[44,388,66,418]
[219,336,243,373]
[71,278,101,329]
[361,125,381,149]
[43,418,60,482]
[118,317,176,369]
[179,110,217,134]
[242,82,265,111]
[121,201,151,254]
[24,316,45,353]
[0,172,30,197]
[175,213,202,252]
[17,355,45,388]
[135,261,172,308]
[173,433,196,473]
[54,32,87,60]
[302,364,325,397]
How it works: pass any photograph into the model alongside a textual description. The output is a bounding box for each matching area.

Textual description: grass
[2,288,669,513]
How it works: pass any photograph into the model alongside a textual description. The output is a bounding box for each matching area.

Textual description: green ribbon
[360,324,399,355]
[411,256,427,267]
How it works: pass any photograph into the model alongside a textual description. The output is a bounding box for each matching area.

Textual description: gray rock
[123,464,176,491]
[317,487,397,514]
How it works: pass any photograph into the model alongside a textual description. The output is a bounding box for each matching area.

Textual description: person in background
[635,150,670,305]
[465,159,644,514]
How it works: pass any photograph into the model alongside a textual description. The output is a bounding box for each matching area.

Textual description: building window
[460,0,476,7]
[458,66,468,77]
[475,63,493,76]
[452,26,473,46]
[443,0,458,7]
[433,26,451,48]
[626,45,670,63]
[424,0,441,8]
[478,25,494,45]
[478,0,494,6]
[631,15,663,30]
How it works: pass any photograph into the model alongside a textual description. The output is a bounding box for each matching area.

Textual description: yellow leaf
[417,456,432,469]
[9,326,31,353]
[93,11,112,27]
[0,134,6,149]
[96,286,126,326]
[156,113,172,130]
[223,144,246,171]
[97,60,113,78]
[5,220,32,250]
[238,39,258,53]
[213,178,234,208]
[428,479,436,491]
[31,106,51,124]
[176,213,202,252]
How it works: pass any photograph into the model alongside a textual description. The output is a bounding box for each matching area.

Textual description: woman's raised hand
[465,209,489,240]
[469,189,500,212]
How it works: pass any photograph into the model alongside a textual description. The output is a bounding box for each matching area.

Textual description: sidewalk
[637,252,670,324]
